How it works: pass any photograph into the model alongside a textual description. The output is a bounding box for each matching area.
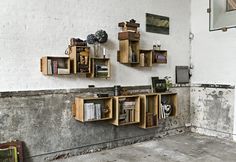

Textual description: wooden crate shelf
[139,93,159,129]
[86,58,111,78]
[139,50,152,67]
[69,46,91,74]
[111,95,140,126]
[72,97,113,122]
[152,50,167,64]
[40,56,70,75]
[158,92,177,119]
[118,40,140,64]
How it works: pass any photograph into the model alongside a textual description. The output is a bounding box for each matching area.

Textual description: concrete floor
[57,133,236,162]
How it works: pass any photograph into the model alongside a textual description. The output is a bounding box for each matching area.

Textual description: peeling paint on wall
[191,86,235,139]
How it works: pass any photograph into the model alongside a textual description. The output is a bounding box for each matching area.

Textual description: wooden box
[118,21,140,32]
[118,32,140,41]
[158,92,177,119]
[69,46,91,74]
[118,40,140,64]
[139,50,152,67]
[152,50,167,64]
[111,95,140,126]
[139,94,159,129]
[40,56,70,75]
[72,97,113,122]
[86,58,111,78]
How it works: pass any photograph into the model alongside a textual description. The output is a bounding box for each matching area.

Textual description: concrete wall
[0,0,190,92]
[190,85,235,140]
[0,86,190,161]
[191,0,236,140]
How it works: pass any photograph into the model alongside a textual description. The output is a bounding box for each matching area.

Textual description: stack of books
[95,65,108,77]
[120,101,136,124]
[47,59,69,75]
[84,103,102,121]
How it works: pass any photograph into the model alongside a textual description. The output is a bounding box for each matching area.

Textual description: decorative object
[175,66,190,84]
[117,19,140,64]
[95,30,108,43]
[151,77,167,93]
[146,13,169,35]
[86,34,97,44]
[164,76,172,91]
[162,104,172,117]
[86,30,108,57]
[209,0,236,31]
[118,19,140,32]
[70,38,87,46]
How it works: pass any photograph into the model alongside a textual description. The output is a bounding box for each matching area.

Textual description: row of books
[47,59,69,75]
[122,101,136,109]
[95,65,108,77]
[84,103,102,121]
[119,101,136,124]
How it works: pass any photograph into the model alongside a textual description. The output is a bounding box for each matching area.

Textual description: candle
[103,47,106,58]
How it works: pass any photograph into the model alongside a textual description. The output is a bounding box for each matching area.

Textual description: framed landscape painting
[146,13,169,35]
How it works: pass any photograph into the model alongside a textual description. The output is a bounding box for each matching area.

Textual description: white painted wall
[191,0,236,140]
[0,0,190,91]
[191,0,236,85]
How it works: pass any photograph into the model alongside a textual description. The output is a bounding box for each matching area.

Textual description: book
[84,103,90,121]
[125,109,130,123]
[52,60,58,74]
[95,104,101,119]
[58,68,69,75]
[47,59,52,75]
[90,103,95,120]
[122,101,135,110]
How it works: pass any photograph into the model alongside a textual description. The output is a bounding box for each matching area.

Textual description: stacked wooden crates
[117,20,140,65]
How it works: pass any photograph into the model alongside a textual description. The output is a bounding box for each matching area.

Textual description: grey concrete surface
[0,86,190,161]
[56,133,236,162]
[190,86,235,139]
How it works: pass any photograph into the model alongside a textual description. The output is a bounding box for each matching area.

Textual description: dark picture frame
[146,13,169,35]
[151,77,166,93]
[175,66,190,84]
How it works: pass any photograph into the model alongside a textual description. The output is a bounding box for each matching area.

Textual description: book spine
[95,104,101,119]
[84,103,89,121]
[47,59,52,75]
[91,103,95,120]
[52,60,58,74]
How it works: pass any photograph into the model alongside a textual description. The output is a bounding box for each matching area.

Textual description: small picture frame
[151,77,166,93]
[146,13,170,35]
[226,0,236,12]
[175,66,190,84]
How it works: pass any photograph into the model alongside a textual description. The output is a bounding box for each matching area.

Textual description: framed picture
[146,13,169,35]
[227,0,236,12]
[151,77,166,93]
[175,66,190,84]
